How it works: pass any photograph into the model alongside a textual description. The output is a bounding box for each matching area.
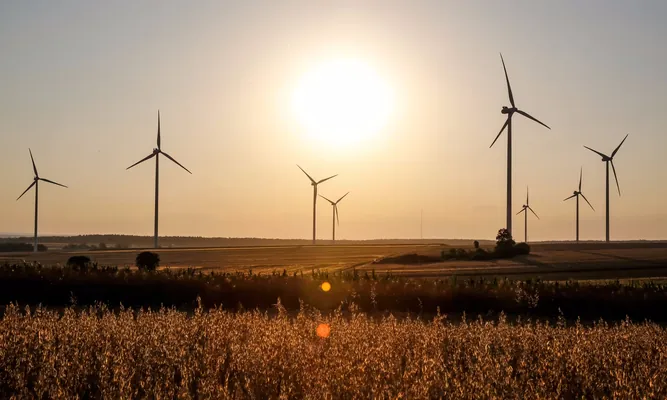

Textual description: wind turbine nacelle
[501,106,515,114]
[573,191,578,196]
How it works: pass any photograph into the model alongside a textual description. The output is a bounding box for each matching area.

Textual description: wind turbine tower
[16,149,68,252]
[563,168,595,242]
[583,134,628,242]
[490,54,551,237]
[127,111,192,249]
[516,187,540,243]
[320,192,350,242]
[297,165,337,244]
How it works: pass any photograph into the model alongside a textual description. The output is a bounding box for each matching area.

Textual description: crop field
[1,304,666,398]
[2,242,667,281]
[2,244,667,397]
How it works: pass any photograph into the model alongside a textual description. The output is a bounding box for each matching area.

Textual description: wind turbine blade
[319,194,335,205]
[583,146,609,159]
[16,181,36,201]
[563,194,577,201]
[610,160,620,196]
[336,191,350,204]
[526,186,529,205]
[579,167,583,192]
[528,206,540,220]
[500,53,515,107]
[161,151,192,174]
[335,206,340,226]
[157,110,161,150]
[516,208,526,215]
[29,149,38,177]
[297,165,316,184]
[317,174,338,184]
[516,110,551,130]
[490,117,509,148]
[126,152,156,170]
[580,193,595,211]
[611,133,629,158]
[40,178,68,188]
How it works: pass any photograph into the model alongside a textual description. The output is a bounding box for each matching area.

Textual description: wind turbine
[127,111,191,249]
[583,134,628,242]
[319,192,350,242]
[563,168,595,242]
[16,149,68,252]
[516,187,539,243]
[297,165,337,244]
[490,54,551,237]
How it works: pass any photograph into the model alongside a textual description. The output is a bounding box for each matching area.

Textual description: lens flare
[316,323,330,338]
[320,281,331,292]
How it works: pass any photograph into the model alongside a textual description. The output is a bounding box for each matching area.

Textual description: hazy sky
[1,1,666,241]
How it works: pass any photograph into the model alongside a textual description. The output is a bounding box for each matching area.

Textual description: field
[1,304,666,398]
[2,241,667,281]
[2,242,667,397]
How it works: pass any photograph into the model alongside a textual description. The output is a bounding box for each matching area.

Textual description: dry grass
[1,303,665,398]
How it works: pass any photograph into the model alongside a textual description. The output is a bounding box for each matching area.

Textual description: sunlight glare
[316,323,331,338]
[320,281,331,292]
[292,59,394,147]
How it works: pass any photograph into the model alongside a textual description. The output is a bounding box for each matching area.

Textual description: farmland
[2,243,667,397]
[2,241,667,281]
[1,304,666,398]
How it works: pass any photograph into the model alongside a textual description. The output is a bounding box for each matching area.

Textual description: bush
[514,242,531,255]
[66,256,92,271]
[136,252,160,271]
[471,248,490,261]
[473,240,480,249]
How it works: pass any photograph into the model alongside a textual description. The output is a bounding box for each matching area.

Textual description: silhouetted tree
[473,240,480,249]
[67,255,91,271]
[495,229,516,257]
[98,242,107,250]
[136,251,160,272]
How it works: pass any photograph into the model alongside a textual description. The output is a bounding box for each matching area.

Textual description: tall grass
[0,303,665,398]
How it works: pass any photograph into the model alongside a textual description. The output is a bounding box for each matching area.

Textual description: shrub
[66,255,91,271]
[136,251,160,271]
[473,240,480,249]
[471,248,490,261]
[514,242,531,255]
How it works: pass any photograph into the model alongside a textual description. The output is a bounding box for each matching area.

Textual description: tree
[495,228,516,257]
[136,251,160,271]
[67,255,91,271]
[496,229,514,245]
[473,240,480,249]
[98,242,107,250]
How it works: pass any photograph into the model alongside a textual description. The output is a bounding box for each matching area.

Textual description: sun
[292,59,394,147]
